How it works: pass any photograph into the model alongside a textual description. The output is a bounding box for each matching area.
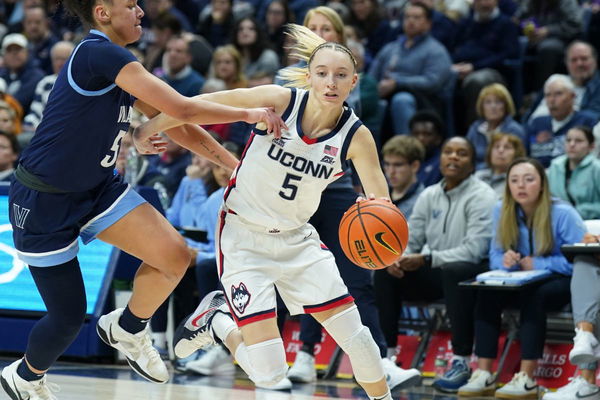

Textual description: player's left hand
[245,107,287,138]
[133,133,168,155]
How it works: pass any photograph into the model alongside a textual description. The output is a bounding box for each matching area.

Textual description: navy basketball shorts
[9,174,146,267]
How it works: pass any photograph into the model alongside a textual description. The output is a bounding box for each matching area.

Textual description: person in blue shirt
[0,0,285,396]
[368,2,451,135]
[457,157,586,399]
[465,83,525,170]
[527,74,598,167]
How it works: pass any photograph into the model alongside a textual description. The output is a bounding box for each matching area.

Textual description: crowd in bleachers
[3,0,600,398]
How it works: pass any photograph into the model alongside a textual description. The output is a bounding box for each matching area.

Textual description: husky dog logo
[231,283,251,314]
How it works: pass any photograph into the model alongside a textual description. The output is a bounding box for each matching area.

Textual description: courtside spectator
[22,5,59,74]
[149,134,192,202]
[515,0,583,92]
[375,137,496,394]
[232,17,280,79]
[197,0,236,48]
[451,0,518,127]
[475,132,526,198]
[143,0,193,33]
[347,0,399,63]
[528,41,600,122]
[369,2,451,135]
[23,41,74,139]
[264,0,295,63]
[208,45,248,90]
[0,77,23,135]
[548,126,600,220]
[466,83,525,169]
[0,33,45,115]
[382,135,425,218]
[409,110,445,186]
[528,74,597,167]
[0,101,18,136]
[403,0,457,51]
[458,158,586,399]
[162,36,205,96]
[143,11,182,75]
[0,130,19,182]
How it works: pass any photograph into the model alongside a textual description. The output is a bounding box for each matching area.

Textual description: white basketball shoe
[1,359,59,400]
[97,308,169,383]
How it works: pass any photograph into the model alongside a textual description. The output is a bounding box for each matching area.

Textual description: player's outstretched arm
[167,124,239,170]
[347,126,390,200]
[135,85,292,142]
[116,62,287,135]
[134,100,239,170]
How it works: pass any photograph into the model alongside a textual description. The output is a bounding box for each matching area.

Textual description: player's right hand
[245,107,287,138]
[133,133,167,155]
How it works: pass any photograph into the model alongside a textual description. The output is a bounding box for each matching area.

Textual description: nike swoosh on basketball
[191,308,215,328]
[108,325,119,345]
[374,232,399,255]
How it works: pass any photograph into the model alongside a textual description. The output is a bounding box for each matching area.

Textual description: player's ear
[94,1,111,24]
[351,72,358,90]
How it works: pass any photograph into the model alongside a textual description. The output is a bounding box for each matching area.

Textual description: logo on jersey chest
[320,155,335,165]
[267,144,334,179]
[272,137,290,147]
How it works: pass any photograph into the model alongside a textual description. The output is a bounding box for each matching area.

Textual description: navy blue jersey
[19,30,138,192]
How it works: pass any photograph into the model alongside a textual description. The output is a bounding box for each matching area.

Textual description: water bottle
[434,346,448,379]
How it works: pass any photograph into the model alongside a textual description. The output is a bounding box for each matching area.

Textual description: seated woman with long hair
[458,157,586,399]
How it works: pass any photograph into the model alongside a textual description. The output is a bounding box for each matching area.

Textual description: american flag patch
[324,145,338,156]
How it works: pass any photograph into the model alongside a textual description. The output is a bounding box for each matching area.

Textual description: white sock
[386,347,396,358]
[211,312,237,342]
[369,389,392,400]
[151,332,167,348]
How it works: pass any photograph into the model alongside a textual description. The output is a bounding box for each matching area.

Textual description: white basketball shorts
[216,209,354,327]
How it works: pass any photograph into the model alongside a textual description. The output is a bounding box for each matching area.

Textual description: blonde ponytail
[279,24,356,89]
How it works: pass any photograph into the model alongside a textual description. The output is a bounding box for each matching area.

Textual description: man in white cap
[0,33,45,115]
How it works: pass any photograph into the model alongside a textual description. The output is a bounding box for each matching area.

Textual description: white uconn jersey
[224,88,363,231]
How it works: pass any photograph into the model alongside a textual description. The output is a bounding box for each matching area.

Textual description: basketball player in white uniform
[136,24,417,400]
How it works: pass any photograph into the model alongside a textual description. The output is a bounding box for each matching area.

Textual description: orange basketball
[338,199,409,270]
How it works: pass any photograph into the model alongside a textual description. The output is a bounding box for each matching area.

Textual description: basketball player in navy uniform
[137,25,407,400]
[0,0,285,397]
